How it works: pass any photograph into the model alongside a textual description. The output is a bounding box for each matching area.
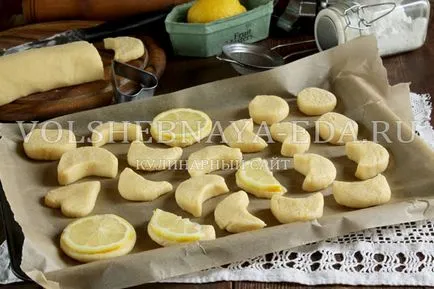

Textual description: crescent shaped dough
[297,87,337,116]
[57,147,118,185]
[270,122,310,157]
[271,193,324,224]
[223,118,268,153]
[345,141,389,180]
[316,112,358,145]
[214,191,266,233]
[45,181,100,217]
[248,95,289,125]
[175,174,229,217]
[24,128,77,160]
[103,37,145,63]
[118,168,172,201]
[333,174,391,208]
[294,153,336,192]
[187,145,242,177]
[91,122,143,147]
[127,140,183,171]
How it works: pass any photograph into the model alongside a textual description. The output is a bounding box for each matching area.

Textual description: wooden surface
[2,6,434,289]
[0,21,166,121]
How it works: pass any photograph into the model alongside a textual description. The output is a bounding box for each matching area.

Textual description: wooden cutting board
[0,21,166,122]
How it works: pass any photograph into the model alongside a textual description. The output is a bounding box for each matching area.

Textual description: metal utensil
[111,60,158,103]
[216,40,317,75]
[0,10,168,56]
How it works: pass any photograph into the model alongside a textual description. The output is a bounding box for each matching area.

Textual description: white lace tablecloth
[1,93,433,286]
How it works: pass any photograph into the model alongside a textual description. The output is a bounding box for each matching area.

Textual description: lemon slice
[60,214,136,255]
[148,209,215,247]
[236,158,286,198]
[150,108,212,147]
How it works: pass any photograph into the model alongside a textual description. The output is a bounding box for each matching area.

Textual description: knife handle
[79,10,169,42]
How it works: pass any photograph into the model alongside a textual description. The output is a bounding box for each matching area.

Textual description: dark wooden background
[1,1,434,288]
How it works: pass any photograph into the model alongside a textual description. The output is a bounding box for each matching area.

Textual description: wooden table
[2,6,434,289]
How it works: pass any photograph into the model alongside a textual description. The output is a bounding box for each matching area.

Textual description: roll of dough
[0,41,104,106]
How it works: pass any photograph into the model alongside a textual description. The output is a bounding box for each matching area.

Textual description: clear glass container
[314,0,430,56]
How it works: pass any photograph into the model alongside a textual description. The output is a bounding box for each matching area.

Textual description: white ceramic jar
[314,0,430,56]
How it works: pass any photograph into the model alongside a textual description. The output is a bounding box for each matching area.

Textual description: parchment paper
[0,36,433,289]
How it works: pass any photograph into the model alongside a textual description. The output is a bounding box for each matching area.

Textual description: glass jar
[314,0,430,56]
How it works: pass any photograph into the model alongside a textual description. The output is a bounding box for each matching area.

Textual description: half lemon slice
[150,108,212,147]
[236,158,286,199]
[148,209,215,247]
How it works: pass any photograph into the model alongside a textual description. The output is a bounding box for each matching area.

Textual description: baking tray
[0,178,32,282]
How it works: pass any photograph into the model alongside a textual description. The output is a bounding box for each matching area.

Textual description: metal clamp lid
[342,2,397,30]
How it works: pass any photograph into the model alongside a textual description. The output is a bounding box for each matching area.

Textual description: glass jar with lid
[314,0,430,56]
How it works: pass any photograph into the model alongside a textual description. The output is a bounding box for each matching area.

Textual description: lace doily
[1,93,433,286]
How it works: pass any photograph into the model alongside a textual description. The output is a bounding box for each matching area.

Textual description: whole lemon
[187,0,247,23]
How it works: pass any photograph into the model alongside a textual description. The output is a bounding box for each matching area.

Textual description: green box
[165,0,273,57]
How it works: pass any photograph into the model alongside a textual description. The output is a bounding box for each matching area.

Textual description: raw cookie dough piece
[0,41,104,106]
[223,118,268,153]
[103,37,145,63]
[215,191,266,233]
[270,122,310,157]
[60,214,136,262]
[127,140,182,171]
[333,174,391,208]
[316,112,358,145]
[248,95,289,125]
[175,174,229,217]
[236,158,286,198]
[150,108,213,147]
[346,141,389,180]
[187,145,242,177]
[147,209,215,247]
[45,181,100,217]
[118,168,172,201]
[271,193,324,224]
[24,128,77,160]
[297,87,337,116]
[294,153,336,192]
[58,147,118,185]
[91,122,143,147]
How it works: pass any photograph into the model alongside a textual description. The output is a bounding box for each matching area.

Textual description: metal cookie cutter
[111,60,158,103]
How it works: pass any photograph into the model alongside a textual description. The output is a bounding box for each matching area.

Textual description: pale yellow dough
[214,191,266,233]
[104,37,145,62]
[0,41,104,106]
[118,168,172,201]
[91,122,143,147]
[248,95,289,125]
[187,145,243,177]
[297,87,337,116]
[235,158,286,198]
[271,193,324,224]
[23,129,77,160]
[45,181,100,218]
[333,174,391,208]
[57,147,118,185]
[127,140,183,171]
[223,118,268,153]
[294,153,336,192]
[316,112,358,145]
[345,141,389,180]
[270,122,310,157]
[175,174,229,217]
